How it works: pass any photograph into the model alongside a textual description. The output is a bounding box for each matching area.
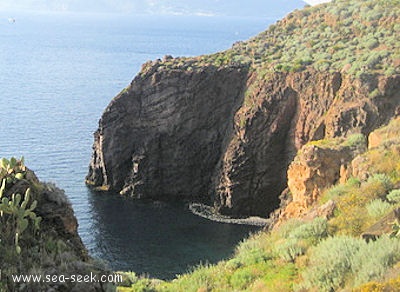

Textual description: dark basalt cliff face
[87,62,249,201]
[86,60,400,217]
[87,1,400,218]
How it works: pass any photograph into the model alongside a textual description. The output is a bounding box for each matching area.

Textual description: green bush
[366,199,393,219]
[343,133,367,151]
[276,218,328,262]
[300,235,400,291]
[352,236,400,286]
[234,232,272,265]
[230,267,257,290]
[366,173,393,196]
[275,238,305,262]
[274,219,304,238]
[301,236,364,291]
[347,177,362,188]
[323,183,350,201]
[288,217,328,244]
[387,189,400,203]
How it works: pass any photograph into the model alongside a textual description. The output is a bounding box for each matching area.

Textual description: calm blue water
[0,11,271,279]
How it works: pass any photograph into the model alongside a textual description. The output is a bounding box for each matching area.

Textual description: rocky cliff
[276,116,400,225]
[87,0,400,218]
[0,159,110,291]
[87,61,249,202]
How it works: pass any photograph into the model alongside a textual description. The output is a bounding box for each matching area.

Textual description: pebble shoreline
[189,203,271,227]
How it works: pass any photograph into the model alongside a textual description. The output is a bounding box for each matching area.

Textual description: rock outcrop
[214,72,400,216]
[276,139,363,221]
[276,117,400,226]
[87,61,400,217]
[86,0,400,218]
[0,164,111,291]
[87,62,249,202]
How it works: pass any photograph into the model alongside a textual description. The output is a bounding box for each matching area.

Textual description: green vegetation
[117,0,400,290]
[150,0,399,83]
[118,117,400,291]
[0,157,110,291]
[0,157,40,255]
[308,132,367,152]
[300,235,400,291]
[388,189,400,204]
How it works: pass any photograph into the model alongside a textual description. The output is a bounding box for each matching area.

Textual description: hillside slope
[86,0,400,218]
[118,115,400,292]
[0,158,113,291]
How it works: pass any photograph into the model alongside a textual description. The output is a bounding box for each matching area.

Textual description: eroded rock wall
[86,62,249,201]
[214,72,400,216]
[87,58,400,217]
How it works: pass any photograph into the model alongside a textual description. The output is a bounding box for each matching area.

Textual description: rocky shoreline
[188,203,271,227]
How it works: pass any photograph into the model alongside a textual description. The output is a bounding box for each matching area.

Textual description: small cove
[1,11,270,278]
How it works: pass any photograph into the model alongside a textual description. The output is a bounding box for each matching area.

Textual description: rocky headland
[86,0,400,220]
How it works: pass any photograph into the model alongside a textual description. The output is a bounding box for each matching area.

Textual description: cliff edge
[87,0,400,217]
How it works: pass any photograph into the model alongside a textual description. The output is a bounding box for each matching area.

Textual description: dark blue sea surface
[0,11,271,279]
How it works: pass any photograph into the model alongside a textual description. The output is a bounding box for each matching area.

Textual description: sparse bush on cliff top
[263,0,399,75]
[153,0,399,77]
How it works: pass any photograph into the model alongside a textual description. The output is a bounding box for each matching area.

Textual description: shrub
[369,88,381,98]
[301,236,364,291]
[234,232,272,265]
[354,276,400,292]
[288,217,328,245]
[235,248,270,266]
[347,177,362,188]
[352,236,400,286]
[275,238,305,262]
[274,219,304,238]
[330,173,393,236]
[260,262,296,292]
[300,235,400,291]
[364,173,393,199]
[343,133,367,151]
[276,218,328,262]
[322,181,352,202]
[387,189,400,203]
[170,264,216,292]
[230,267,257,290]
[366,199,393,219]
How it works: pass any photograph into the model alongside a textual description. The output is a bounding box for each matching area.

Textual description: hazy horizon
[0,0,307,17]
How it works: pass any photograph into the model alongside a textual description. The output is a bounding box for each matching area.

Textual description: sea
[0,11,273,279]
